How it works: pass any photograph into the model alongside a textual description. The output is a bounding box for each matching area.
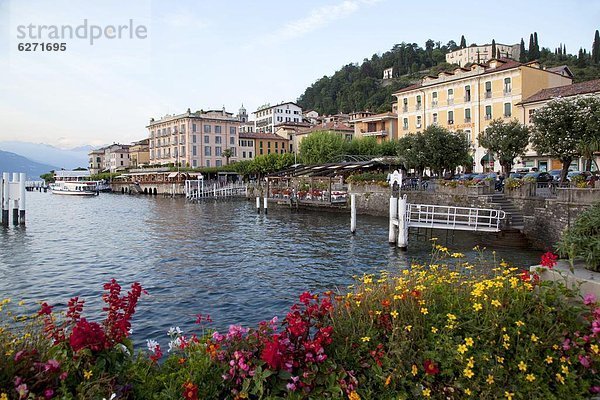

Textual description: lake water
[0,192,541,347]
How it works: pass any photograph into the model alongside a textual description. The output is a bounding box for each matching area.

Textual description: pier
[0,172,27,226]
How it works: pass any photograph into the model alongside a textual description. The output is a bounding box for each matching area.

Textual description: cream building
[352,112,399,143]
[148,108,240,168]
[129,139,150,168]
[393,59,572,172]
[254,102,303,134]
[446,43,521,66]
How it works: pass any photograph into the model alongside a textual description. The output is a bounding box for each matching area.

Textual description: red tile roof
[239,132,288,140]
[297,122,354,135]
[520,79,600,104]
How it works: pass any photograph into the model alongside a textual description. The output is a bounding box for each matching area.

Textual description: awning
[167,172,178,178]
[481,153,495,165]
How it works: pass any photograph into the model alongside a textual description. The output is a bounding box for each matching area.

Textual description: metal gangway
[185,180,247,201]
[405,204,506,232]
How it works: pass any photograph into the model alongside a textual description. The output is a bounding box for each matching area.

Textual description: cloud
[253,0,381,48]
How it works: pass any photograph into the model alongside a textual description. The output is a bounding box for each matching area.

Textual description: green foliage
[233,153,295,177]
[557,202,600,271]
[398,132,428,175]
[90,172,120,181]
[299,131,347,164]
[504,178,524,190]
[479,119,530,176]
[346,173,388,184]
[423,126,470,175]
[40,171,55,183]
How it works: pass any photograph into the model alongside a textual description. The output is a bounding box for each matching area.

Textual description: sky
[0,0,599,149]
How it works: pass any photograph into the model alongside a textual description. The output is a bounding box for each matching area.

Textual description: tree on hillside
[479,119,530,176]
[491,39,497,59]
[460,35,467,49]
[531,97,589,182]
[592,30,600,64]
[519,38,527,62]
[299,131,346,165]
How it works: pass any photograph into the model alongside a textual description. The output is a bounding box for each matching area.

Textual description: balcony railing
[464,95,471,102]
[448,120,454,124]
[504,113,512,118]
[485,92,492,99]
[363,130,388,137]
[415,104,422,111]
[447,99,454,105]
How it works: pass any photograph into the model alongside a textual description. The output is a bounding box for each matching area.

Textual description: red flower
[541,252,558,268]
[424,359,440,375]
[69,318,107,352]
[38,302,53,316]
[182,381,199,400]
[261,334,284,370]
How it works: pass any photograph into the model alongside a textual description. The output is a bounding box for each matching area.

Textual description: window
[204,135,209,144]
[204,146,211,156]
[504,102,512,117]
[242,151,246,158]
[485,105,492,120]
[230,126,236,135]
[416,116,422,128]
[267,142,271,148]
[215,136,222,144]
[249,151,253,158]
[181,124,185,133]
[216,160,222,167]
[206,160,211,167]
[403,118,408,130]
[192,160,197,167]
[181,146,185,155]
[465,108,471,122]
[204,125,211,133]
[416,95,422,110]
[259,141,263,148]
[485,81,492,98]
[432,113,438,124]
[432,92,438,106]
[464,85,471,102]
[448,111,454,124]
[215,147,222,156]
[447,89,454,105]
[230,136,235,145]
[192,124,196,132]
[528,109,536,123]
[192,146,197,156]
[504,78,512,94]
[403,98,408,112]
[260,149,263,155]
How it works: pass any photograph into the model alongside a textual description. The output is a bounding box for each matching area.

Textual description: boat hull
[51,189,98,196]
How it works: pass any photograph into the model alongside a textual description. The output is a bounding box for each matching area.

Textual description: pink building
[147,108,241,168]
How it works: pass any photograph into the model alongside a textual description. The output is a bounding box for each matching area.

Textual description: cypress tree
[491,39,497,59]
[528,34,535,61]
[460,35,467,49]
[519,38,527,62]
[563,44,566,57]
[592,29,600,64]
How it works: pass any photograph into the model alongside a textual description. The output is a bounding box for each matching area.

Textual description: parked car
[452,173,476,181]
[523,172,553,182]
[508,172,525,179]
[471,172,497,183]
[548,170,563,181]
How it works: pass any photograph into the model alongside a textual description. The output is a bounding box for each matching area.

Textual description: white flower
[167,326,182,336]
[146,339,159,353]
[102,394,116,400]
[168,337,183,353]
[117,343,131,356]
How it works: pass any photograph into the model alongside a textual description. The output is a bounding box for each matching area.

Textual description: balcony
[447,99,454,106]
[485,92,492,99]
[431,101,438,108]
[416,123,422,129]
[415,104,422,111]
[362,130,388,137]
[464,95,471,102]
[504,113,512,118]
[448,120,454,125]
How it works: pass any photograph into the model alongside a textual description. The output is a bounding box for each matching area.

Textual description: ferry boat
[50,181,99,196]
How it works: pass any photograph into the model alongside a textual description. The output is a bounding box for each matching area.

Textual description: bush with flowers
[2,246,600,399]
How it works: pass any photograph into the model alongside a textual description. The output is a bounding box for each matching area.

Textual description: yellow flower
[465,337,474,347]
[466,357,475,368]
[375,310,382,315]
[431,326,438,334]
[526,374,536,382]
[405,325,412,332]
[545,356,553,364]
[422,388,431,397]
[1,393,7,400]
[491,299,501,307]
[384,374,392,387]
[518,361,527,372]
[486,374,494,385]
[361,337,370,342]
[515,320,525,327]
[553,344,560,350]
[556,373,565,384]
[591,344,599,354]
[530,334,539,343]
[348,391,361,400]
[561,365,569,375]
[472,303,482,311]
[496,356,504,364]
[83,370,93,380]
[505,391,514,400]
[420,307,429,315]
[412,364,418,376]
[500,261,508,268]
[447,313,457,321]
[464,388,472,395]
[463,368,474,378]
[390,310,398,318]
[451,252,464,258]
[502,334,510,342]
[355,301,361,306]
[363,276,373,284]
[457,344,468,354]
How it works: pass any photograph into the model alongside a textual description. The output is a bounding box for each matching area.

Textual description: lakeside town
[3,19,600,400]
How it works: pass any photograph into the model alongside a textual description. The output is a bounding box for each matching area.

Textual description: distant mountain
[0,141,89,170]
[0,150,57,180]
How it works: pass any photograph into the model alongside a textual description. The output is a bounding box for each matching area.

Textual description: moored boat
[50,181,99,196]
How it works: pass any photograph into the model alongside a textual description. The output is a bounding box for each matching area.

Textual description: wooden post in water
[2,172,9,227]
[350,194,356,234]
[263,197,268,214]
[256,197,260,213]
[397,194,408,250]
[11,173,19,225]
[19,173,26,225]
[389,196,397,243]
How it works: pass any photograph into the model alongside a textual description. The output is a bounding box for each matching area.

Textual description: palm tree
[222,148,234,166]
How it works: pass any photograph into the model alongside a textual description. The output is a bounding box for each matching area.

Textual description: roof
[547,65,574,78]
[54,170,91,178]
[353,112,398,122]
[239,132,288,140]
[253,101,302,113]
[274,121,311,128]
[519,79,600,104]
[297,122,354,135]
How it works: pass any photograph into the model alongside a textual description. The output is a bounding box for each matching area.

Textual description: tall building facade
[393,59,572,172]
[253,102,303,133]
[446,43,521,66]
[147,108,240,168]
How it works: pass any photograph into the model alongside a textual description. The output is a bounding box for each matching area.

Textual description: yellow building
[352,112,399,143]
[393,59,572,172]
[129,138,150,168]
[240,132,289,157]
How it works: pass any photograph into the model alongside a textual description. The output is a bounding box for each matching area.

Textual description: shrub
[504,177,524,190]
[347,172,389,185]
[557,202,600,271]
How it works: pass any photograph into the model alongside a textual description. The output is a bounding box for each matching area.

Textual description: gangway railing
[406,204,506,232]
[185,181,247,200]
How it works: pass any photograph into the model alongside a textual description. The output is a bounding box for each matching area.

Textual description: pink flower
[44,388,54,399]
[59,372,68,381]
[16,383,28,399]
[44,359,60,373]
[584,293,597,306]
[562,338,571,350]
[579,355,591,368]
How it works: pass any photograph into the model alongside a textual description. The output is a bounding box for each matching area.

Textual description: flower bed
[1,249,599,399]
